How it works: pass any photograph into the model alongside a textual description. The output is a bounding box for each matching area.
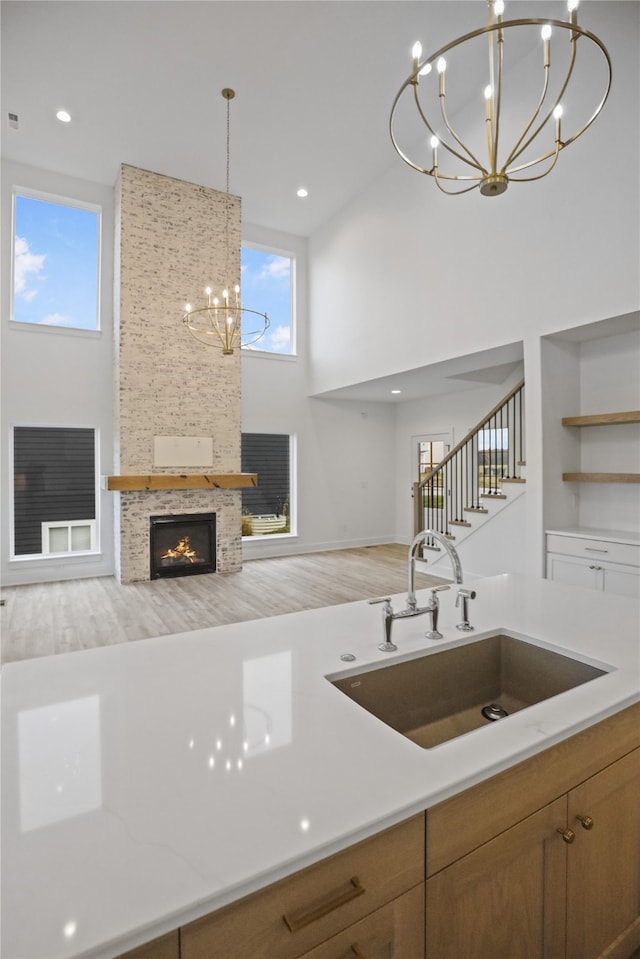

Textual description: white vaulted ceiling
[1,0,593,238]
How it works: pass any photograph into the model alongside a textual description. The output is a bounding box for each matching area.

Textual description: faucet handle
[431,584,451,594]
[368,596,392,605]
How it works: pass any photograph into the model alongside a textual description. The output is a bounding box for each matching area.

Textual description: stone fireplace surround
[113,164,245,584]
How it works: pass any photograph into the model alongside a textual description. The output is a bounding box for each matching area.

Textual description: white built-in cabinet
[546,529,640,599]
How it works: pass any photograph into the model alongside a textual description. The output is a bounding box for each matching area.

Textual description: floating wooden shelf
[107,473,258,492]
[562,411,640,427]
[562,473,640,484]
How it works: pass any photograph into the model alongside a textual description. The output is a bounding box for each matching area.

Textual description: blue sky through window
[13,193,99,330]
[241,246,292,354]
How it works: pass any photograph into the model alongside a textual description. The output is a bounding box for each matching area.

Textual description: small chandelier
[389,0,611,196]
[183,88,269,354]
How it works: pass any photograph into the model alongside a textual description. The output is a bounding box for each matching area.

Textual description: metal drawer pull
[576,814,594,830]
[283,877,365,932]
[584,547,608,553]
[589,565,603,571]
[557,827,575,844]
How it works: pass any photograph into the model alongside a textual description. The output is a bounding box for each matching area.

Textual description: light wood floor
[0,544,444,664]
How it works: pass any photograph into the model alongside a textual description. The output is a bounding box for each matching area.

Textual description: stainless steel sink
[329,634,608,749]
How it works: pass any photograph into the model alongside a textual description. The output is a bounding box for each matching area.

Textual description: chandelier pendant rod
[492,10,504,174]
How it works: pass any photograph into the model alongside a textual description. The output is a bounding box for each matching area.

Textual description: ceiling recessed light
[56,109,71,123]
[296,188,308,198]
[391,389,402,394]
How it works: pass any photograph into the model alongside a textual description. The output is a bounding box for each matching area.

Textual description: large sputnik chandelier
[389,0,611,196]
[183,88,269,354]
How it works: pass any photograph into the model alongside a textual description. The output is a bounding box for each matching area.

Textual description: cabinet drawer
[181,814,425,959]
[546,534,639,567]
[301,885,425,959]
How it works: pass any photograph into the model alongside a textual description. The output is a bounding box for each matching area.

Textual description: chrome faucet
[376,530,464,651]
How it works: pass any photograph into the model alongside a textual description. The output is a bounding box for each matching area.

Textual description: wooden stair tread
[449,520,472,528]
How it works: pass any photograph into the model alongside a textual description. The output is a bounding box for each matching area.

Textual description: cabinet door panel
[547,554,601,591]
[426,798,566,959]
[566,748,640,959]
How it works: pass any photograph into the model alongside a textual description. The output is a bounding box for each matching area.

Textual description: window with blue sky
[13,191,100,331]
[241,246,293,355]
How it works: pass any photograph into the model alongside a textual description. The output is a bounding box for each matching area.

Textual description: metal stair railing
[413,379,525,541]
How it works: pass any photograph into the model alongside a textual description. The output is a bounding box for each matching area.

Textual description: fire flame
[160,535,202,564]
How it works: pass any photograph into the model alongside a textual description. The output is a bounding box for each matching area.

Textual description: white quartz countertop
[2,573,639,959]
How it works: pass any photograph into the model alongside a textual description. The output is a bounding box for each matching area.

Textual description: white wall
[577,329,640,531]
[307,3,639,398]
[1,160,115,585]
[241,225,396,559]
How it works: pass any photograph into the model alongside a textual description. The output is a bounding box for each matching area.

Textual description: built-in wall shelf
[107,473,257,492]
[561,411,640,427]
[562,472,640,484]
[561,411,640,484]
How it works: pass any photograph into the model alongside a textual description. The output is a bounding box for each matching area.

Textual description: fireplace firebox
[149,513,216,579]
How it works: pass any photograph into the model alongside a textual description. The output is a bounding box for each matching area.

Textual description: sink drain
[481,703,509,721]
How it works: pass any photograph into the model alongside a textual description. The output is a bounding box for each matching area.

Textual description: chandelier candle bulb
[485,85,493,121]
[554,104,563,142]
[568,0,579,26]
[542,24,552,68]
[412,41,422,79]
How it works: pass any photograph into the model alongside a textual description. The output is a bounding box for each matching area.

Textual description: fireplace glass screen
[149,513,216,579]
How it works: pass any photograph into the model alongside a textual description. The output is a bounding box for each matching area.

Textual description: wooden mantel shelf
[107,473,257,492]
[562,411,640,427]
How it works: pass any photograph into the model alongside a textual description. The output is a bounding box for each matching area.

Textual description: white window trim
[41,520,97,556]
[11,185,102,333]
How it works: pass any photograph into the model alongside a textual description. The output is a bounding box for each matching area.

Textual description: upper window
[241,245,293,355]
[12,190,100,331]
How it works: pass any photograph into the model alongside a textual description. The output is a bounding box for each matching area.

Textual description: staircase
[413,379,526,580]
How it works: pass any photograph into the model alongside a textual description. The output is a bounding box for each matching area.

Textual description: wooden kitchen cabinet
[566,748,640,959]
[424,720,640,959]
[426,797,567,959]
